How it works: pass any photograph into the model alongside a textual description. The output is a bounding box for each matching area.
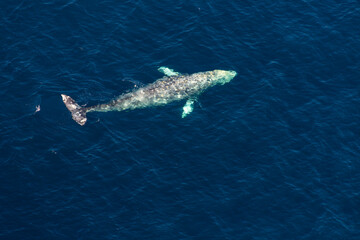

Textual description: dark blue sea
[1,0,360,239]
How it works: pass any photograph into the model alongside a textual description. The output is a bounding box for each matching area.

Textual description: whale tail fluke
[61,94,87,126]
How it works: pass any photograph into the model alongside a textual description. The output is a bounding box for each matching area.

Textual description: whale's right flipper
[61,94,87,126]
[182,99,195,118]
[158,66,180,77]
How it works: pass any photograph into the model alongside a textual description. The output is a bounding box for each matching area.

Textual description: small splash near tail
[61,94,87,126]
[34,105,41,114]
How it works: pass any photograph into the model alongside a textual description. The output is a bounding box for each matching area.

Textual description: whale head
[212,70,237,85]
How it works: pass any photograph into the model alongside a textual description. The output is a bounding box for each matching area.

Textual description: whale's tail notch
[61,94,87,126]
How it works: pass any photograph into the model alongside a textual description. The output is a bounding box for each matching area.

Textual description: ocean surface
[1,0,360,239]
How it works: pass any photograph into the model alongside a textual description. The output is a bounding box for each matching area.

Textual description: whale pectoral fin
[158,66,180,76]
[182,99,195,118]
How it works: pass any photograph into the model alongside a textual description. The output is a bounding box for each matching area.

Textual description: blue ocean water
[1,0,360,239]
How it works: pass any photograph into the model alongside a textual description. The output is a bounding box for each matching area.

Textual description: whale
[61,67,237,126]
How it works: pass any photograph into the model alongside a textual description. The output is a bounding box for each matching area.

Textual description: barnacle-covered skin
[86,70,237,113]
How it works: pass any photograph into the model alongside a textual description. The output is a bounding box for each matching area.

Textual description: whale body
[61,67,237,126]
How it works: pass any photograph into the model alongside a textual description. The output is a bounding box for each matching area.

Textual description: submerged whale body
[61,67,237,126]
